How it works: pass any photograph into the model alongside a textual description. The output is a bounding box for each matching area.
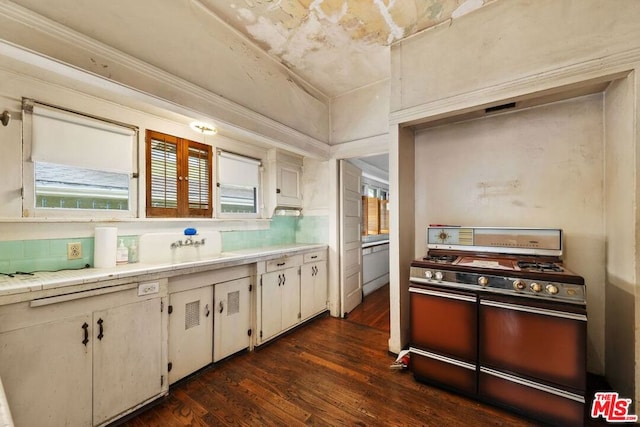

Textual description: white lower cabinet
[214,277,251,362]
[0,282,167,427]
[167,285,213,384]
[167,265,253,379]
[93,298,164,425]
[0,313,93,427]
[259,266,300,343]
[300,250,328,321]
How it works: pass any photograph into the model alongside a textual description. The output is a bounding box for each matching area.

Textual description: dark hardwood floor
[344,283,390,333]
[121,284,610,426]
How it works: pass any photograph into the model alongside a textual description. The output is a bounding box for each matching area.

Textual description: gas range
[410,227,586,305]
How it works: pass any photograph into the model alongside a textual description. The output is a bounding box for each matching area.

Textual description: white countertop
[0,243,327,304]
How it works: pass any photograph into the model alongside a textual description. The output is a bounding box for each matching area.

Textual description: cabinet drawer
[266,255,302,272]
[303,250,326,263]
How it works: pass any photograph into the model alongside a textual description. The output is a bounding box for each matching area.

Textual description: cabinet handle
[278,274,282,286]
[205,304,210,317]
[310,255,318,259]
[277,262,286,267]
[276,188,281,194]
[218,301,224,314]
[283,274,286,286]
[97,318,104,340]
[82,322,89,346]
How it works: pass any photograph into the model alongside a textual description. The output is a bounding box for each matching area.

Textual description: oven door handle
[480,300,587,321]
[480,367,585,403]
[410,287,477,303]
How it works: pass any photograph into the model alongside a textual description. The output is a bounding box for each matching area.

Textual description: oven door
[409,285,477,395]
[478,295,586,426]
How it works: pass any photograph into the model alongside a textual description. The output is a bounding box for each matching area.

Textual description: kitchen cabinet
[300,250,327,321]
[168,285,213,384]
[266,149,303,216]
[214,276,251,362]
[93,298,163,425]
[0,281,167,427]
[0,313,92,426]
[258,255,302,344]
[168,265,253,375]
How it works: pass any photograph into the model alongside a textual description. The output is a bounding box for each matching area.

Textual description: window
[146,130,212,218]
[216,150,261,217]
[23,100,137,217]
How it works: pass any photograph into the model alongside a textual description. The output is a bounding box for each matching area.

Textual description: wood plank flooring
[121,284,608,426]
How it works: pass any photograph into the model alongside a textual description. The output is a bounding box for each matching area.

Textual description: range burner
[423,254,458,264]
[517,261,563,272]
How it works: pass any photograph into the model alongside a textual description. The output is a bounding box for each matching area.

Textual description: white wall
[391,0,640,113]
[414,95,605,373]
[604,75,637,400]
[0,1,330,151]
[331,80,390,144]
[389,0,640,402]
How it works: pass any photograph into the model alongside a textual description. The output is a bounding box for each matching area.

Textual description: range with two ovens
[409,226,586,426]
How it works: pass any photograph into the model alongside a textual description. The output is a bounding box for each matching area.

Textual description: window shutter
[187,144,211,212]
[146,130,212,218]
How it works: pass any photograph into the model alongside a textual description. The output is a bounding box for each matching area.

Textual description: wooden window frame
[146,130,212,218]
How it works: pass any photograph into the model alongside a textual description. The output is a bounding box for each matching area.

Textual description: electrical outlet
[67,242,82,260]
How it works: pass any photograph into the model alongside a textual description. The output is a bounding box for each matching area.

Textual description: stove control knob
[478,276,489,287]
[435,271,444,281]
[530,282,542,293]
[513,280,526,291]
[424,270,433,279]
[545,284,559,295]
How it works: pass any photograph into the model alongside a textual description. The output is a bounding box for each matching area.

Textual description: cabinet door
[312,261,328,314]
[301,262,328,320]
[281,266,301,330]
[93,298,163,425]
[276,163,302,207]
[0,314,92,427]
[214,277,251,362]
[260,270,283,342]
[169,286,213,384]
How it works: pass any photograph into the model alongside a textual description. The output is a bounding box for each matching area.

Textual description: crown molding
[0,1,330,159]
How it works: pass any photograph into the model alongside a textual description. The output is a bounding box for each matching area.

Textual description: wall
[389,0,640,402]
[604,75,637,400]
[414,95,605,373]
[0,48,327,272]
[0,1,329,154]
[391,0,640,113]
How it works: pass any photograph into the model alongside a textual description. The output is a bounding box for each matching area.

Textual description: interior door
[340,159,363,316]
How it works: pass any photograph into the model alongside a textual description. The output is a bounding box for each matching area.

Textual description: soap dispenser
[116,239,129,265]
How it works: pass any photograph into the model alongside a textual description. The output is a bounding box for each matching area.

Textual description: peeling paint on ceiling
[198,0,491,97]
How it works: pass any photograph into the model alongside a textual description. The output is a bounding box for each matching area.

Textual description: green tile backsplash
[221,215,329,252]
[0,235,138,274]
[0,237,93,274]
[0,214,328,273]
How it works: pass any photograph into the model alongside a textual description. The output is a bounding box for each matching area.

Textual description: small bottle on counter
[128,239,138,263]
[116,239,129,265]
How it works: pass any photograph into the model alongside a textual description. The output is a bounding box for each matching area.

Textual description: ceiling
[197,0,489,97]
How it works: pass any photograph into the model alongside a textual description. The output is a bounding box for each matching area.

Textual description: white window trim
[216,150,262,219]
[22,99,139,219]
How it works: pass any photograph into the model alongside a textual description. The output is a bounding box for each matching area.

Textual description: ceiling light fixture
[190,121,217,135]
